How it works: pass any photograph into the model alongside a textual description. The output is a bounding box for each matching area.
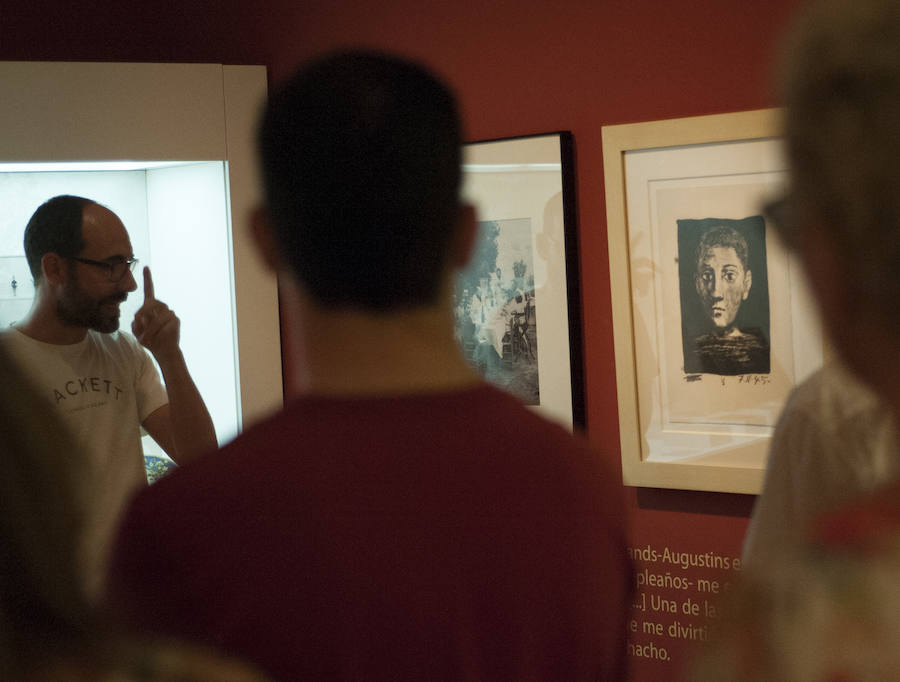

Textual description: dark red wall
[1,0,804,677]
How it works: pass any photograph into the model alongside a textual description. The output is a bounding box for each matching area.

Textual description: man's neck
[281,281,481,398]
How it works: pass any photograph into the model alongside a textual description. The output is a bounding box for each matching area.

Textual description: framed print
[602,109,824,493]
[459,132,584,431]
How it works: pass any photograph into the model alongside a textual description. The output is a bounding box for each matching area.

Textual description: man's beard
[57,276,127,334]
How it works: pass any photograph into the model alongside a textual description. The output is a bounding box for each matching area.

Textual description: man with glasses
[0,194,215,599]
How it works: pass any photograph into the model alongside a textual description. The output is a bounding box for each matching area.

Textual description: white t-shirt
[742,362,899,568]
[0,327,168,597]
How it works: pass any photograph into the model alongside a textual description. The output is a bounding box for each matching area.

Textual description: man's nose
[119,268,138,293]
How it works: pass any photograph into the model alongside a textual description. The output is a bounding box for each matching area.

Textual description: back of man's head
[24,195,92,283]
[780,0,900,303]
[258,50,462,311]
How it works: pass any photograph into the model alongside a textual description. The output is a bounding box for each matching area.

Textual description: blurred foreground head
[0,348,94,678]
[776,0,900,386]
[0,349,269,680]
[257,50,463,311]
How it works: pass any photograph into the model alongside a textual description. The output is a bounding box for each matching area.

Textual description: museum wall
[2,0,805,677]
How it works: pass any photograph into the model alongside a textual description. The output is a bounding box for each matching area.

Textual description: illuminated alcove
[0,62,282,454]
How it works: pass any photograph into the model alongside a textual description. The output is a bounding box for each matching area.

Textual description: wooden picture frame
[602,109,823,493]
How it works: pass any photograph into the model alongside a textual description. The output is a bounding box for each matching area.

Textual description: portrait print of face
[678,216,771,376]
[694,226,752,334]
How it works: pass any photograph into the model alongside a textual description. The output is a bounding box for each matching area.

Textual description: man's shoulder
[784,363,886,427]
[225,384,589,457]
[141,384,602,495]
[85,330,153,362]
[0,327,71,364]
[86,329,141,350]
[0,326,38,347]
[0,326,22,350]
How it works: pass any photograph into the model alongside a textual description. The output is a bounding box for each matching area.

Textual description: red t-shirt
[107,385,631,680]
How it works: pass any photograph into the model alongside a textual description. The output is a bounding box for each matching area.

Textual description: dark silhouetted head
[258,51,463,311]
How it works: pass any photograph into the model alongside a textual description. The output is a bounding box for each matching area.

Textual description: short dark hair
[258,50,463,310]
[24,195,92,283]
[696,225,750,271]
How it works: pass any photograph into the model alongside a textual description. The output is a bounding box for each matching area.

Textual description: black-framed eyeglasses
[68,256,139,282]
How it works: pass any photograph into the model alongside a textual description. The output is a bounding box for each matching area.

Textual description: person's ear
[742,269,752,300]
[249,206,281,271]
[41,253,65,287]
[450,203,478,269]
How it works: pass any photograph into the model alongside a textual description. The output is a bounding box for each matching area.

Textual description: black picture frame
[457,132,584,431]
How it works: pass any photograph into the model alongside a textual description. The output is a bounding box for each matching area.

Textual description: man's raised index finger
[143,266,155,302]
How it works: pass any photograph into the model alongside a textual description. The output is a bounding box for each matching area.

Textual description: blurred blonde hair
[780,0,900,303]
